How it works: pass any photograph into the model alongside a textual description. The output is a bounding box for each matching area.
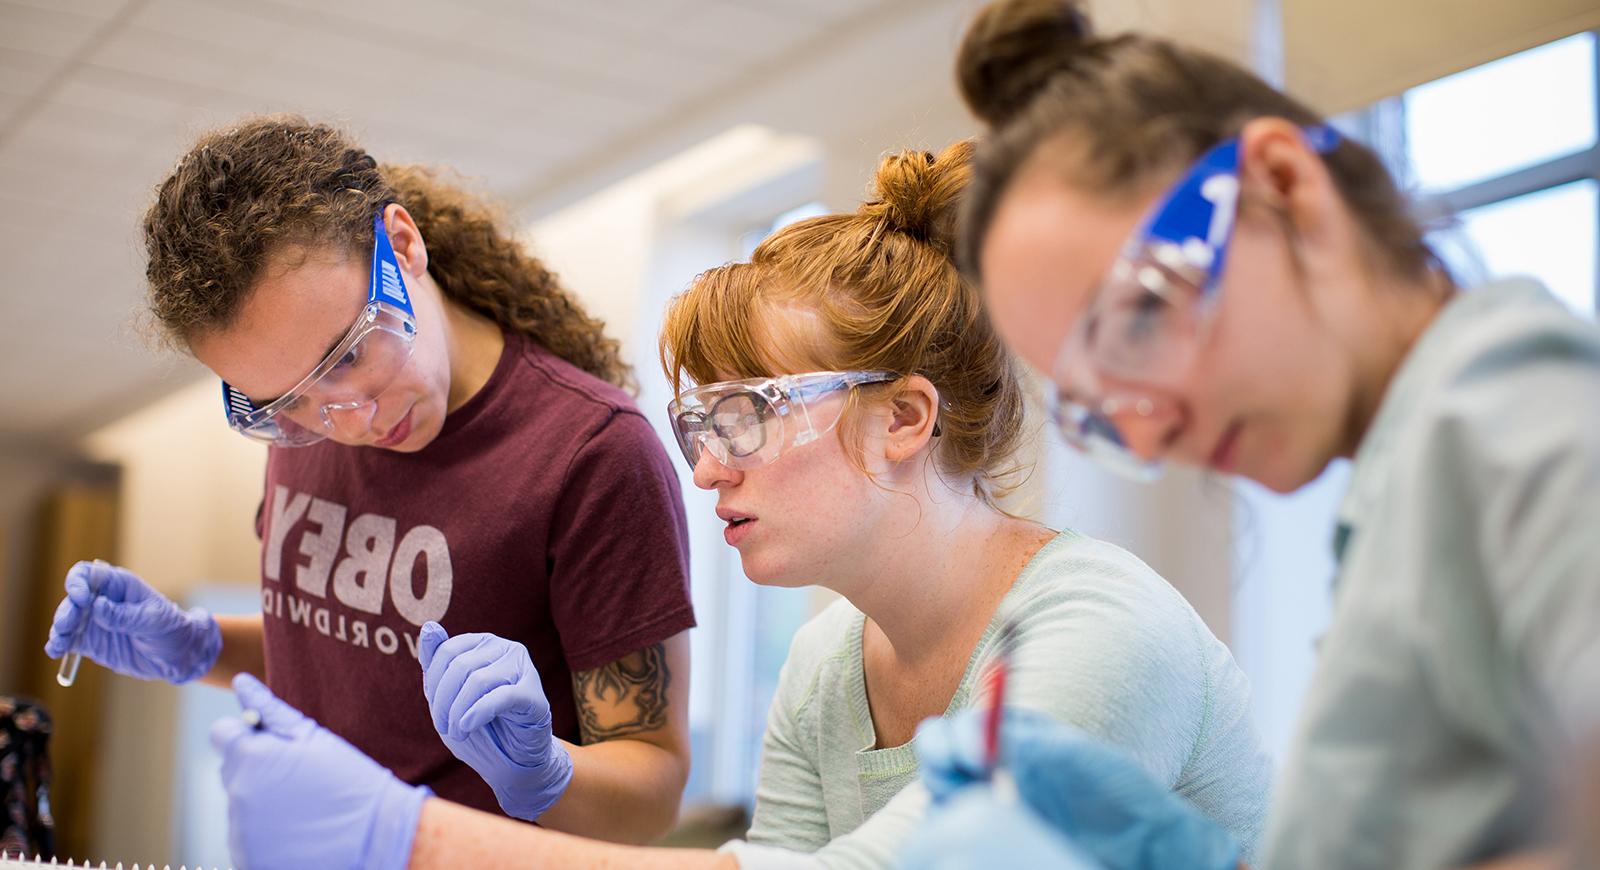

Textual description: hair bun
[957,0,1095,127]
[862,141,974,253]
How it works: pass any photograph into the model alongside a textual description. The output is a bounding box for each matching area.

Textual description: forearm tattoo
[572,642,671,743]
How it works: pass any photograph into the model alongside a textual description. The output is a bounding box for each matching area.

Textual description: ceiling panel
[0,48,59,99]
[0,2,104,58]
[0,0,900,440]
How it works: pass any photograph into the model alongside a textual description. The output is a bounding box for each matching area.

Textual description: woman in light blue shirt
[906,1,1600,868]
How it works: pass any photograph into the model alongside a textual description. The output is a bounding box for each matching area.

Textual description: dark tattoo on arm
[572,643,671,744]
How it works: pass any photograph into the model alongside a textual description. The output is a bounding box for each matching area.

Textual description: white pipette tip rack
[0,852,231,869]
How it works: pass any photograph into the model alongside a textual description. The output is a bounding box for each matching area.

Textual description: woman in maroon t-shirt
[42,116,695,843]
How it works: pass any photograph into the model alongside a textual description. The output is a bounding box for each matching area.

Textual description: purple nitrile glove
[210,673,429,870]
[44,560,221,684]
[418,621,574,821]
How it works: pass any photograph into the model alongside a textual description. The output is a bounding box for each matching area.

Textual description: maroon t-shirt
[255,329,694,815]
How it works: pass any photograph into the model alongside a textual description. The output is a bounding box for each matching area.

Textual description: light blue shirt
[1263,280,1600,868]
[726,529,1273,869]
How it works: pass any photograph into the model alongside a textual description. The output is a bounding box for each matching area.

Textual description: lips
[717,506,757,546]
[1208,421,1243,473]
[374,407,414,449]
[716,506,756,524]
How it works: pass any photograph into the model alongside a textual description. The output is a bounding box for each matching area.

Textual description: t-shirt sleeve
[547,409,695,671]
[1434,327,1600,741]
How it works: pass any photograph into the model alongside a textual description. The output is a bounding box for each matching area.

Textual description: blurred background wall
[0,0,1596,864]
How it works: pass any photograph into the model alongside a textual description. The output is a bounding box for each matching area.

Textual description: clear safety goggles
[1050,125,1341,481]
[221,213,418,447]
[668,370,901,471]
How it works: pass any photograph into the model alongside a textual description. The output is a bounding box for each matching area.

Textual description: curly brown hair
[142,115,632,391]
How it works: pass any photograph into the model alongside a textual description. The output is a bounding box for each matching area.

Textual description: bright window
[1405,32,1597,192]
[1449,179,1599,316]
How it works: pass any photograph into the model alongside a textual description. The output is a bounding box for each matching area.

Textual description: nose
[691,446,742,490]
[1100,395,1184,462]
[324,401,379,442]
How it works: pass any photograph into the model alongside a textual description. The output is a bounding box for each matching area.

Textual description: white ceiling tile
[0,2,106,58]
[2,0,134,21]
[719,0,879,24]
[0,90,23,128]
[90,24,264,93]
[130,0,294,55]
[52,74,190,129]
[0,47,58,98]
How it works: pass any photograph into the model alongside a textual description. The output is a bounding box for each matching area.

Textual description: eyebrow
[249,324,354,406]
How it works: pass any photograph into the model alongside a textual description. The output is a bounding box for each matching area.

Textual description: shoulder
[979,532,1237,789]
[1008,531,1200,636]
[508,337,641,431]
[772,597,862,717]
[501,340,669,473]
[1398,284,1600,506]
[1413,282,1600,437]
[997,532,1219,737]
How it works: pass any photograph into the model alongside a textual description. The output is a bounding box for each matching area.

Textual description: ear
[883,375,941,463]
[383,202,430,278]
[1236,118,1352,256]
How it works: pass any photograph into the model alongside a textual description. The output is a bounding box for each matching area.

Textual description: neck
[441,292,506,413]
[1338,267,1451,457]
[832,472,1033,665]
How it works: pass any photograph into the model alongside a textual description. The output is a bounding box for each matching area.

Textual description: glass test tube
[55,559,107,687]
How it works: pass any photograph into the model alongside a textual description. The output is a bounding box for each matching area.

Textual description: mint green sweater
[722,530,1272,869]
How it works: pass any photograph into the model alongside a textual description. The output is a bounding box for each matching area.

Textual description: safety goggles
[221,213,418,447]
[668,370,901,471]
[1050,125,1341,480]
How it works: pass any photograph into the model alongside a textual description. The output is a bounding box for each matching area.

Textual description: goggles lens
[222,213,418,447]
[710,392,774,459]
[668,370,898,471]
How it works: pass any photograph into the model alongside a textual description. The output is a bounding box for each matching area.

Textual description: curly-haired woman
[43,116,695,843]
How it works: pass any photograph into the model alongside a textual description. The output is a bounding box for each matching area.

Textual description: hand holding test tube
[55,559,108,687]
[44,559,223,685]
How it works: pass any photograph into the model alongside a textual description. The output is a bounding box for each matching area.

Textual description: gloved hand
[898,784,1103,870]
[418,621,573,821]
[210,674,429,870]
[44,560,221,684]
[914,708,1240,870]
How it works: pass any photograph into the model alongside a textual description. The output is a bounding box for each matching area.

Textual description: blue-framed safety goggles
[221,213,418,447]
[1051,125,1342,481]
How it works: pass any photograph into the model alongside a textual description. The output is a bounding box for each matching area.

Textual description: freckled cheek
[763,450,873,541]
